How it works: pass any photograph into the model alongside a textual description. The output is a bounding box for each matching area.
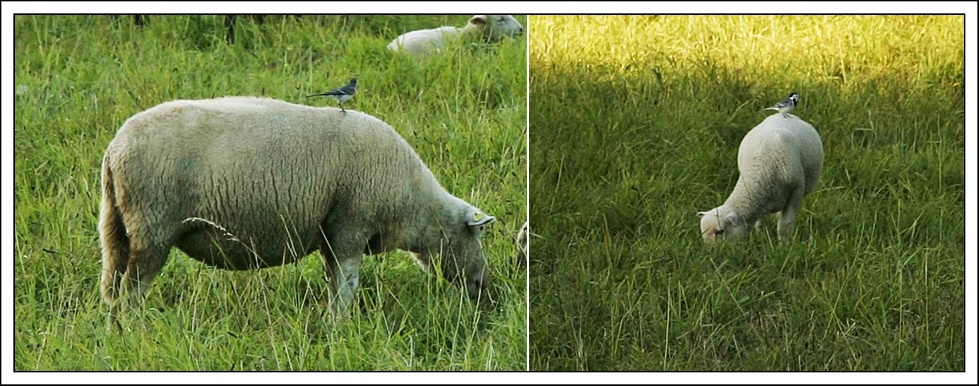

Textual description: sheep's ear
[469,15,488,26]
[466,210,495,227]
[724,212,740,226]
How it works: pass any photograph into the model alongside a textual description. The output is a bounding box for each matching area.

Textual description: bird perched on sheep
[698,113,823,244]
[387,15,524,56]
[307,78,358,113]
[763,92,800,118]
[99,96,496,327]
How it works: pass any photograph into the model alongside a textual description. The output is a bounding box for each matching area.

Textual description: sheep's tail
[99,153,129,309]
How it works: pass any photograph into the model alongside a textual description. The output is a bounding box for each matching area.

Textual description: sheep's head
[468,15,524,41]
[697,208,748,244]
[434,206,495,300]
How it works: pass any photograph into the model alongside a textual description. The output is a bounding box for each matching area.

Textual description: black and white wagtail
[307,78,357,113]
[764,92,799,118]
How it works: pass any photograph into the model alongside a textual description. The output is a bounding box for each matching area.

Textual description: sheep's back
[388,26,462,54]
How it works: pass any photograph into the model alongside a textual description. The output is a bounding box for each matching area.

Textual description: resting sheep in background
[387,15,524,56]
[99,96,496,326]
[698,114,824,244]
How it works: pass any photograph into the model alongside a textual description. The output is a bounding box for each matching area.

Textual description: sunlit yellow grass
[534,15,963,91]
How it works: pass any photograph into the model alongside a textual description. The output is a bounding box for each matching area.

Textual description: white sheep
[387,15,524,56]
[99,96,496,326]
[697,114,823,244]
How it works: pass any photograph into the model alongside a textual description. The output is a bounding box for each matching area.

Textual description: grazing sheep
[516,221,529,268]
[387,15,524,56]
[697,114,823,244]
[99,96,496,326]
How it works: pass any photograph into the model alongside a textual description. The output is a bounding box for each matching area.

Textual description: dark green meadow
[14,15,526,371]
[528,15,964,371]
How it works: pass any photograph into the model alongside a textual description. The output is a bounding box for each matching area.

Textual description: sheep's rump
[736,114,824,211]
[103,97,423,269]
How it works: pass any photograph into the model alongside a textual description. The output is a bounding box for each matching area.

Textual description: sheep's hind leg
[777,188,806,242]
[112,241,171,330]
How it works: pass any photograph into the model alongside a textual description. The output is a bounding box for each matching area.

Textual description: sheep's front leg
[319,234,364,321]
[777,188,806,241]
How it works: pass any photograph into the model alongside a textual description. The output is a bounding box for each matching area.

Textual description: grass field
[528,15,965,371]
[13,15,527,371]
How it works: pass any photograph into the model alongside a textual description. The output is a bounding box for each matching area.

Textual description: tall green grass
[529,15,964,371]
[14,15,527,371]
